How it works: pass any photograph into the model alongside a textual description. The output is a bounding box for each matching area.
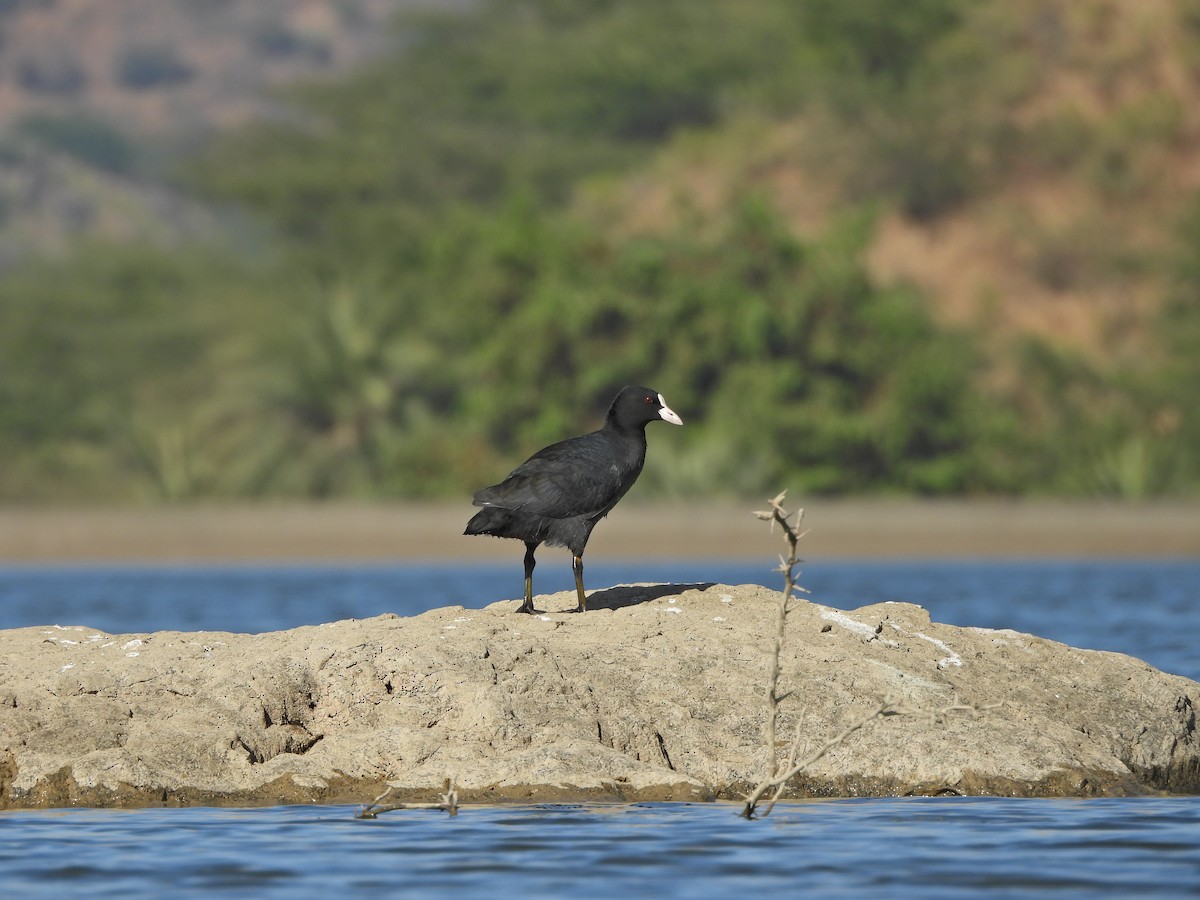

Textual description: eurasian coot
[464,385,683,613]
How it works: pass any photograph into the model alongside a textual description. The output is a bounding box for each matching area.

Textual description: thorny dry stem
[743,697,900,818]
[751,491,809,787]
[741,695,999,818]
[741,492,995,819]
[356,778,459,819]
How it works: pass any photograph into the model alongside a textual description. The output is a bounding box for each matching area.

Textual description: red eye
[644,396,654,404]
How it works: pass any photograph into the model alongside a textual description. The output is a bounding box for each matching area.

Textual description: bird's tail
[464,505,509,536]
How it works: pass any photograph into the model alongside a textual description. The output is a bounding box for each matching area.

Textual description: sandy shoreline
[0,500,1195,563]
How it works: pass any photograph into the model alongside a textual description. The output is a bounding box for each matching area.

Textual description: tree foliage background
[1,0,1197,502]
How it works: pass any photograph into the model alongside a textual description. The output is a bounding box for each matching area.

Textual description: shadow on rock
[585,582,716,611]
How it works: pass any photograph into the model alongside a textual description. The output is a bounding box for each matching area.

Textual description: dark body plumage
[465,385,682,613]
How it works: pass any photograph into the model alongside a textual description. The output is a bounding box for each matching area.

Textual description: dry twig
[751,491,808,786]
[741,695,997,818]
[743,697,899,818]
[741,492,994,819]
[356,778,460,819]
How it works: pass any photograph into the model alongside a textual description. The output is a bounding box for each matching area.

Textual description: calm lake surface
[2,558,1198,898]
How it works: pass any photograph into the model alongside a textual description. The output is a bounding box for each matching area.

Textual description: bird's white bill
[658,394,683,425]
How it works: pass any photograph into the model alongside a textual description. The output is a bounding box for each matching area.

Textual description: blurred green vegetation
[9,113,142,175]
[0,0,1197,501]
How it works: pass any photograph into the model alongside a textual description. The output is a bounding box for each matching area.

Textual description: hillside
[578,0,1200,363]
[0,0,425,133]
[0,0,439,265]
[0,0,1197,502]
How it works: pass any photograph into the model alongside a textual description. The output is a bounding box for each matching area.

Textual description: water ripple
[1,798,1198,898]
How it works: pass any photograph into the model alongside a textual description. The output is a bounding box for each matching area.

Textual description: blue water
[1,799,1198,898]
[3,558,1197,680]
[2,558,1198,898]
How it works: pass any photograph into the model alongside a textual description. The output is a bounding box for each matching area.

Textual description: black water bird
[464,385,683,613]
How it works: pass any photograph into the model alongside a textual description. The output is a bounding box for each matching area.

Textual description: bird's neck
[606,418,647,440]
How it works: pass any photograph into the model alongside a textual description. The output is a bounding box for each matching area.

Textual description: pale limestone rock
[1,583,1196,808]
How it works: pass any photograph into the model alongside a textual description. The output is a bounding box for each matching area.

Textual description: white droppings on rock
[914,632,962,669]
[820,608,899,647]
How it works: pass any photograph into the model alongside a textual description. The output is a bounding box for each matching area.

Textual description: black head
[606,385,684,431]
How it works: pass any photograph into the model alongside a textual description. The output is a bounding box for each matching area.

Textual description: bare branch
[741,695,997,819]
[356,778,459,818]
[751,492,806,788]
[741,492,994,819]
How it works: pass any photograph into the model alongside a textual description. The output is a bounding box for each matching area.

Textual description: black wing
[472,433,634,521]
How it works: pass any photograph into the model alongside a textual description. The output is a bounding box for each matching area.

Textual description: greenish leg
[573,555,586,612]
[519,542,537,614]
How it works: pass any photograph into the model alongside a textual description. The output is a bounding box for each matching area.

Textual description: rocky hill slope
[0,0,434,265]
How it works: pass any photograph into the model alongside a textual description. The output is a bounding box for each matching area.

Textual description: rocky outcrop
[1,583,1197,809]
